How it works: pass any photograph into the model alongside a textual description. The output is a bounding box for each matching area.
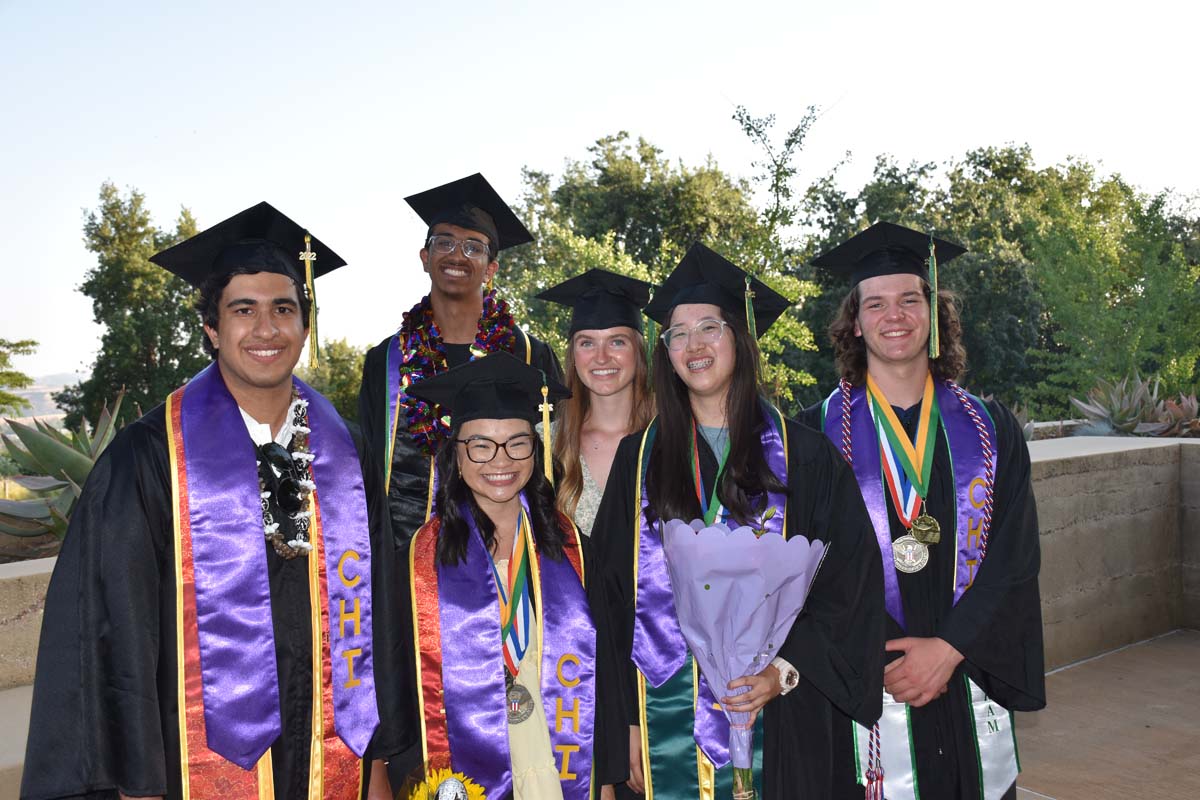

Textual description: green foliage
[1070,372,1200,437]
[504,118,819,409]
[0,391,125,540]
[295,339,367,421]
[0,339,38,417]
[54,183,207,427]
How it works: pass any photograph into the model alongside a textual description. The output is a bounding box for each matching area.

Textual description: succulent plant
[1154,394,1200,438]
[1069,373,1161,435]
[0,391,125,540]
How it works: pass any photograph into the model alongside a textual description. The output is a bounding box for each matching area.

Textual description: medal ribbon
[690,421,732,526]
[866,373,940,528]
[491,510,532,677]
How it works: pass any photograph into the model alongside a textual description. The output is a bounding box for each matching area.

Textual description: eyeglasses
[454,434,535,463]
[426,234,491,261]
[660,318,729,352]
[259,442,305,514]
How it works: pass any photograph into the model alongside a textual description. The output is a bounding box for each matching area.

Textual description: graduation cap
[405,173,533,253]
[810,221,967,358]
[405,352,571,481]
[149,201,347,368]
[643,243,791,339]
[535,269,655,336]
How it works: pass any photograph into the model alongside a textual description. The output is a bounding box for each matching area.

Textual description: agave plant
[1069,373,1162,435]
[1153,394,1200,438]
[0,391,125,540]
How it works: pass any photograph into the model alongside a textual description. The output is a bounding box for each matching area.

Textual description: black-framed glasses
[660,318,729,352]
[454,434,535,463]
[259,442,304,514]
[426,234,491,261]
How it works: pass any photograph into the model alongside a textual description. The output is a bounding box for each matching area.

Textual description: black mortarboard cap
[809,221,966,286]
[405,352,570,426]
[149,201,347,288]
[535,269,655,336]
[643,243,791,339]
[405,173,534,253]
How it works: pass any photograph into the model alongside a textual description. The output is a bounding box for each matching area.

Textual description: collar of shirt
[239,398,299,450]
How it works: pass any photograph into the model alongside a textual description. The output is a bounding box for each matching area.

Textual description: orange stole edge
[308,489,365,799]
[167,388,270,797]
[555,512,586,586]
[410,519,450,771]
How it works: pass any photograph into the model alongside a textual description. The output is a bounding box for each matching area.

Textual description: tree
[295,339,367,421]
[0,339,37,417]
[54,184,206,427]
[504,124,817,408]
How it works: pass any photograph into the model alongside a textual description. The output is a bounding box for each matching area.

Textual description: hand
[627,725,645,794]
[722,664,782,725]
[601,785,617,800]
[366,758,392,800]
[884,636,964,707]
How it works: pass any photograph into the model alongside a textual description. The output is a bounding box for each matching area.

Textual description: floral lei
[398,289,517,454]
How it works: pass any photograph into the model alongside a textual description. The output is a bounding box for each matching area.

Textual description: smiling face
[203,271,307,401]
[855,272,931,371]
[456,418,536,511]
[665,303,736,403]
[572,325,639,399]
[420,222,499,300]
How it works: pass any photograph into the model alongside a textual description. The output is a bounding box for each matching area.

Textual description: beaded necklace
[397,289,518,454]
[258,390,316,560]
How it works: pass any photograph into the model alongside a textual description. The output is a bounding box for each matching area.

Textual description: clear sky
[2,0,1196,379]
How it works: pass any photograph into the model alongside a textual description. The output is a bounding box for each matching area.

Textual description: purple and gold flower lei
[397,289,518,454]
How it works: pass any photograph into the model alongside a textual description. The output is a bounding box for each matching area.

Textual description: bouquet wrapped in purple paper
[661,517,828,796]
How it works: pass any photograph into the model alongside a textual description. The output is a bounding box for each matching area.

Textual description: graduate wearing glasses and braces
[388,353,627,798]
[22,204,402,799]
[801,222,1045,800]
[358,174,563,552]
[592,244,885,800]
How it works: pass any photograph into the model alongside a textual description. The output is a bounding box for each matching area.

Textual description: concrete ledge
[0,558,52,691]
[0,685,31,800]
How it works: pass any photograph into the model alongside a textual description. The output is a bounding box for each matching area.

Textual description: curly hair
[194,267,312,358]
[829,282,967,386]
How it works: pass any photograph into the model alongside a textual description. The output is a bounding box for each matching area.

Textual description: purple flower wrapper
[661,518,827,769]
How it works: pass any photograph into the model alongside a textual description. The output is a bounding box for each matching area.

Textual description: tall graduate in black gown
[358,174,561,547]
[22,204,403,800]
[592,244,885,800]
[384,353,627,797]
[801,222,1045,800]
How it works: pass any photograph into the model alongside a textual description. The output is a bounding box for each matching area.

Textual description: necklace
[396,289,517,454]
[258,390,315,560]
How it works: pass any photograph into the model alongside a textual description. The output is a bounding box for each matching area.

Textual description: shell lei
[396,289,518,454]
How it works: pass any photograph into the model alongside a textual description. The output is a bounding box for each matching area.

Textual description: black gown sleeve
[21,413,174,800]
[383,534,424,790]
[774,421,886,727]
[935,400,1045,712]
[358,337,391,471]
[579,530,630,786]
[590,433,644,729]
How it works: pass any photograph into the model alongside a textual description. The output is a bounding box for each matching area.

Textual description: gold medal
[911,513,941,545]
[892,534,929,574]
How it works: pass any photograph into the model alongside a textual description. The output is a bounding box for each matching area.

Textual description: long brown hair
[646,308,787,526]
[829,281,967,386]
[553,329,655,518]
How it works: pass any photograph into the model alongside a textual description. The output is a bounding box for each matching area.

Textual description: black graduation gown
[20,403,405,800]
[594,416,886,800]
[384,518,629,794]
[798,397,1045,800]
[358,328,563,547]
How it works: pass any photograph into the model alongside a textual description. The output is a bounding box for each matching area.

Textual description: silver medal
[892,534,929,574]
[506,682,535,724]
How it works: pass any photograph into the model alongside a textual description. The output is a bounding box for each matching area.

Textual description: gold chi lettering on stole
[338,550,362,587]
[557,653,581,687]
[556,697,580,733]
[340,597,361,637]
[556,744,580,780]
[343,647,363,689]
[967,477,988,588]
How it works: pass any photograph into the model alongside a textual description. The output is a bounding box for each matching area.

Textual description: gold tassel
[927,236,939,360]
[301,234,319,369]
[744,275,758,340]
[540,382,554,483]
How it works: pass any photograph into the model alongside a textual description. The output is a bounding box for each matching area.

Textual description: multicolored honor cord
[866,373,940,529]
[491,510,532,677]
[690,420,732,526]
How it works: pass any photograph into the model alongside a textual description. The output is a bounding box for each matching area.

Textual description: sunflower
[406,767,486,800]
